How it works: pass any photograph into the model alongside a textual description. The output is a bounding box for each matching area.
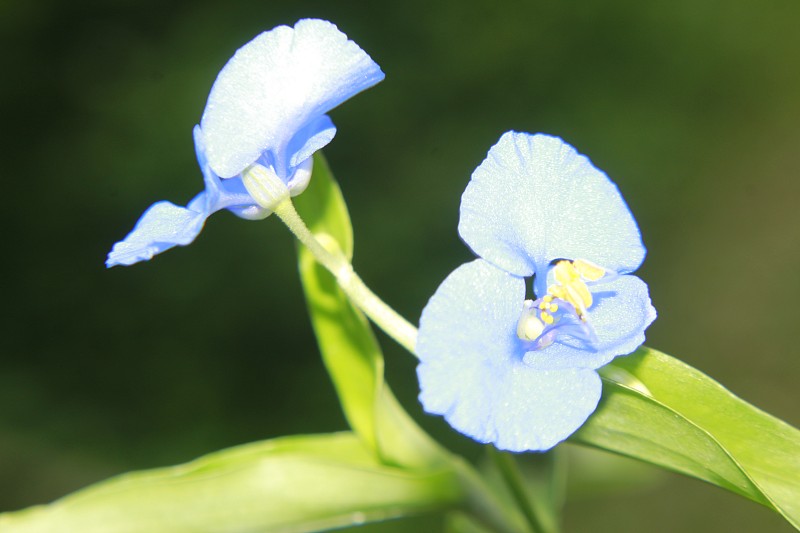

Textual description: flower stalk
[272,197,419,355]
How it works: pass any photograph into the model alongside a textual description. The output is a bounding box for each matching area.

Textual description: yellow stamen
[549,285,566,301]
[553,260,580,285]
[545,259,605,320]
[564,282,592,315]
[574,259,606,281]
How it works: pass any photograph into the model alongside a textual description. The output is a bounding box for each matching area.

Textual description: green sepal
[571,346,800,529]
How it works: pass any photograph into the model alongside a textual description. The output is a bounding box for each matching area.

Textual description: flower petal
[417,259,602,451]
[192,124,268,220]
[200,19,384,179]
[459,132,645,279]
[106,200,208,267]
[523,275,657,370]
[287,114,336,172]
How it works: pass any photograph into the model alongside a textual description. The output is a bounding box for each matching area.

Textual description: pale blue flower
[416,132,656,452]
[107,19,384,267]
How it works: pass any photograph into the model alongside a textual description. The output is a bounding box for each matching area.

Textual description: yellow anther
[564,281,592,315]
[549,285,566,300]
[523,259,607,345]
[553,260,580,285]
[574,259,606,281]
[545,259,602,320]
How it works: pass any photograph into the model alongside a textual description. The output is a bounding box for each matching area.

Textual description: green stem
[452,457,531,533]
[272,198,419,356]
[488,448,556,533]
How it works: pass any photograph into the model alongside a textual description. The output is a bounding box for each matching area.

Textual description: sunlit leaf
[571,347,800,529]
[0,433,462,533]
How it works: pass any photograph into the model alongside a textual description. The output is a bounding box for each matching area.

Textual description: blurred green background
[2,0,799,531]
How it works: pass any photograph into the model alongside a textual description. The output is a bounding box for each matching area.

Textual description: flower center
[516,259,609,349]
[241,163,291,211]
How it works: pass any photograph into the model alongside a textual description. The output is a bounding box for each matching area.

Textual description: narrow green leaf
[571,347,800,529]
[445,512,496,533]
[513,450,567,533]
[0,433,462,533]
[484,449,560,533]
[293,154,444,468]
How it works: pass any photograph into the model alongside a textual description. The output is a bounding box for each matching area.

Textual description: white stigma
[517,300,545,341]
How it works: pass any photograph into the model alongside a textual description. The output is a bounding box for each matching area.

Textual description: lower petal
[106,200,208,267]
[455,366,601,452]
[416,259,602,451]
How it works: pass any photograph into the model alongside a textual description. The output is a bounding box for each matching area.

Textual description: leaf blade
[571,347,800,529]
[0,433,461,533]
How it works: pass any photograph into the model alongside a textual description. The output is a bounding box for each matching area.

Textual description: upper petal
[416,259,603,451]
[459,132,646,278]
[106,200,208,267]
[200,19,384,179]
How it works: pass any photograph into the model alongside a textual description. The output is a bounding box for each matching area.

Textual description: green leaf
[571,346,800,529]
[445,511,496,533]
[293,153,444,469]
[0,433,462,533]
[483,449,562,533]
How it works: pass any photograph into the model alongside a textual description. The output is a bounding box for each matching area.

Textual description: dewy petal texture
[105,201,207,267]
[201,19,385,179]
[459,132,645,281]
[416,260,603,452]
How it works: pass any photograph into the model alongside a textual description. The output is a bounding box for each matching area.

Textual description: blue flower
[416,132,656,452]
[107,19,384,267]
